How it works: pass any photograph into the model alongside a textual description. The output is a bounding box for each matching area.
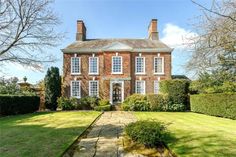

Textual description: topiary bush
[125,120,170,147]
[190,93,236,119]
[0,95,40,115]
[121,94,147,111]
[57,97,77,110]
[98,99,110,106]
[160,79,190,109]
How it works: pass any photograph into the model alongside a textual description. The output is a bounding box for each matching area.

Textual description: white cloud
[161,23,197,49]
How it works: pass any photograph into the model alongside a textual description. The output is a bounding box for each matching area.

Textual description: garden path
[68,111,137,157]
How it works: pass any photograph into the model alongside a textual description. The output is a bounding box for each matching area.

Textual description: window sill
[89,73,99,75]
[135,73,146,75]
[111,72,123,75]
[71,96,81,99]
[154,73,165,75]
[71,73,81,75]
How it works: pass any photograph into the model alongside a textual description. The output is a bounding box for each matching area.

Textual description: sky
[1,0,211,84]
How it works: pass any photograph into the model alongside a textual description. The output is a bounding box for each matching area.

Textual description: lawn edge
[60,111,103,157]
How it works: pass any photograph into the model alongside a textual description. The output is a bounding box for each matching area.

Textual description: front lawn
[0,111,100,157]
[135,112,236,157]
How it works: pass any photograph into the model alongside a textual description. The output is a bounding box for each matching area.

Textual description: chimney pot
[76,20,86,41]
[148,19,159,40]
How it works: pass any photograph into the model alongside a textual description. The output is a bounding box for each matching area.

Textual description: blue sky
[1,0,211,83]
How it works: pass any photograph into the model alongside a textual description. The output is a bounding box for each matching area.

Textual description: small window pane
[71,81,80,97]
[136,57,145,73]
[154,81,159,94]
[112,56,122,73]
[71,57,80,74]
[89,57,98,74]
[89,81,98,97]
[154,57,163,73]
[136,81,145,94]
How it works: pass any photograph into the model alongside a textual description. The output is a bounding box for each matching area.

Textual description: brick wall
[62,52,171,100]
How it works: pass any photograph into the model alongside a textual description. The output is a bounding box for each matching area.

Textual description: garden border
[60,111,104,157]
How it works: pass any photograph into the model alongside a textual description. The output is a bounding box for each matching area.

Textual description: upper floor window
[154,80,160,94]
[135,57,145,74]
[154,57,164,74]
[135,80,145,94]
[71,57,81,74]
[112,56,122,74]
[89,57,99,75]
[89,81,99,97]
[71,81,81,98]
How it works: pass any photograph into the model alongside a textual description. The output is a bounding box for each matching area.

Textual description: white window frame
[135,80,146,94]
[89,80,99,97]
[135,57,146,75]
[89,57,99,75]
[71,57,81,75]
[112,56,123,74]
[154,80,160,94]
[70,80,81,98]
[154,57,164,74]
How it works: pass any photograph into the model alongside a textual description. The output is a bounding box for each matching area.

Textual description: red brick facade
[62,19,172,104]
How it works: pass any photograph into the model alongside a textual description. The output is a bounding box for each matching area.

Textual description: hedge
[190,93,236,119]
[0,95,40,115]
[160,79,190,109]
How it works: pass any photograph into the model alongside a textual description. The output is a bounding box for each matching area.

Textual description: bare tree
[186,0,236,74]
[0,0,63,69]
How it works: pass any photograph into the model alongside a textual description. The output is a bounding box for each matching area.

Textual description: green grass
[0,111,100,157]
[135,112,236,157]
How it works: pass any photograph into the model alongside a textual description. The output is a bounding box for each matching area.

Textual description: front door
[112,83,122,104]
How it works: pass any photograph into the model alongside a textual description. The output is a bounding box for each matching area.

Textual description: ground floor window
[154,80,160,94]
[71,81,81,98]
[89,81,99,97]
[135,80,145,94]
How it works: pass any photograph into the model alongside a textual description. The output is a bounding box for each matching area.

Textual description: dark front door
[112,83,122,103]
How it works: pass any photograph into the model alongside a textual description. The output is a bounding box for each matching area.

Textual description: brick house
[62,19,173,104]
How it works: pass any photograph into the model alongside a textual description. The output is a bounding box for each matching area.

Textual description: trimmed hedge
[190,93,236,119]
[0,95,40,115]
[160,79,190,109]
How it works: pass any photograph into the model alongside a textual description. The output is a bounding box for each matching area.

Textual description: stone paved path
[72,111,136,157]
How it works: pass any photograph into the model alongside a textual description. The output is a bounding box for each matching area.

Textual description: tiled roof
[62,39,173,53]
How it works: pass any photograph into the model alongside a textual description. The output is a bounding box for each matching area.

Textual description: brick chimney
[148,19,159,40]
[76,20,86,41]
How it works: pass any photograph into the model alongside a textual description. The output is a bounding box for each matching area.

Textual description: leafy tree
[0,77,20,94]
[44,67,61,110]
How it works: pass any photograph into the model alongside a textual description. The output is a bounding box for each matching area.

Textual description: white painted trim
[135,56,146,75]
[153,57,165,75]
[111,56,123,74]
[71,57,81,75]
[89,80,99,97]
[109,80,124,104]
[70,80,81,99]
[88,57,99,75]
[135,80,146,95]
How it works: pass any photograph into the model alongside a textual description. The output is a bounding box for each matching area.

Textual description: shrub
[190,93,236,119]
[78,96,99,110]
[0,95,40,115]
[57,97,77,110]
[160,79,190,109]
[122,94,147,111]
[125,120,170,147]
[98,99,110,106]
[94,105,111,111]
[129,100,150,111]
[44,67,61,110]
[166,104,186,112]
[146,94,169,111]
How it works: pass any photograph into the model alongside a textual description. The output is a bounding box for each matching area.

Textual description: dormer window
[154,57,164,74]
[89,56,99,75]
[135,57,145,74]
[112,56,122,74]
[71,57,81,75]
